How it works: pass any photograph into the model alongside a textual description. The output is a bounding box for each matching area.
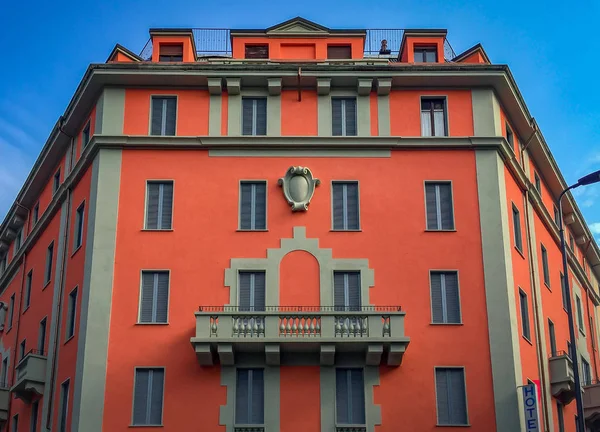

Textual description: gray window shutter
[332,183,344,230]
[332,99,343,136]
[240,182,266,230]
[448,369,467,424]
[576,296,584,330]
[38,319,46,353]
[430,273,443,323]
[133,370,149,424]
[165,98,176,136]
[334,272,346,310]
[254,183,266,230]
[425,184,438,230]
[251,369,264,424]
[140,273,155,323]
[156,273,169,323]
[146,184,160,229]
[350,369,365,424]
[439,184,454,229]
[334,272,361,311]
[346,183,359,230]
[160,183,173,229]
[347,272,361,310]
[242,99,254,135]
[149,369,164,424]
[444,273,460,323]
[253,272,266,311]
[345,99,357,136]
[240,183,253,229]
[335,369,349,423]
[255,99,267,136]
[436,369,450,423]
[549,320,557,356]
[236,369,249,424]
[239,273,252,311]
[150,98,163,136]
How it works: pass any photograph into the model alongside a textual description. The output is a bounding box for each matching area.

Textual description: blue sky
[1,0,599,236]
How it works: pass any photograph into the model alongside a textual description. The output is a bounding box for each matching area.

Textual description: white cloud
[590,222,600,235]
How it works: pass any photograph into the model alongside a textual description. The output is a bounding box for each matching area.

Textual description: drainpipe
[8,204,30,428]
[519,124,552,431]
[45,120,74,430]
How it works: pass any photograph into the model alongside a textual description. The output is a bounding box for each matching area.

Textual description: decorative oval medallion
[278,166,320,212]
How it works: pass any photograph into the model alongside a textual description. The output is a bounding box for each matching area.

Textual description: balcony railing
[584,380,600,429]
[191,306,409,367]
[11,349,47,403]
[549,350,575,404]
[139,28,456,61]
[234,426,264,432]
[336,426,367,432]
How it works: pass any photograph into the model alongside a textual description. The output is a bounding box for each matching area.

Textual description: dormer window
[245,45,269,59]
[327,45,351,59]
[414,46,437,63]
[159,44,183,62]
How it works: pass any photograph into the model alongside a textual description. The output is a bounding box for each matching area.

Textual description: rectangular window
[425,182,454,230]
[582,357,591,386]
[66,288,78,340]
[244,45,269,59]
[430,272,461,324]
[145,181,174,230]
[33,202,39,225]
[236,369,264,425]
[159,43,183,62]
[30,399,38,432]
[435,368,468,425]
[534,172,541,193]
[576,295,584,333]
[82,121,91,147]
[19,340,25,360]
[591,316,596,351]
[0,255,6,274]
[557,401,564,432]
[327,45,352,59]
[519,289,531,340]
[132,368,164,426]
[242,98,267,136]
[334,271,361,311]
[548,319,557,356]
[567,340,572,359]
[512,204,523,251]
[1,357,8,387]
[414,47,437,62]
[38,318,46,354]
[541,244,550,287]
[239,181,267,230]
[239,272,266,312]
[139,272,169,324]
[554,204,560,226]
[506,122,514,146]
[421,98,447,137]
[336,368,365,425]
[14,228,23,253]
[8,294,15,331]
[332,181,359,230]
[569,234,575,251]
[11,415,18,432]
[150,96,176,136]
[45,242,54,284]
[24,270,32,309]
[332,98,357,136]
[59,380,69,432]
[73,202,85,250]
[53,169,61,195]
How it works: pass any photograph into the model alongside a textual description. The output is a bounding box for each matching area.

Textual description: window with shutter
[236,369,264,425]
[132,368,164,426]
[576,295,584,333]
[421,98,447,137]
[435,368,468,425]
[414,47,437,62]
[14,228,22,253]
[245,45,269,59]
[332,182,359,230]
[333,272,361,311]
[8,294,14,330]
[430,272,461,324]
[582,357,591,385]
[560,273,568,309]
[58,380,69,432]
[145,181,174,230]
[33,202,39,225]
[519,289,531,340]
[238,272,266,311]
[332,98,357,136]
[239,181,267,230]
[139,272,169,324]
[557,401,565,432]
[159,44,183,62]
[66,287,78,339]
[24,270,32,309]
[512,204,523,251]
[553,205,560,226]
[0,256,6,274]
[19,340,25,360]
[31,400,39,432]
[327,45,352,59]
[38,318,46,354]
[534,172,541,192]
[53,169,61,195]
[548,319,557,356]
[1,357,8,387]
[45,242,54,284]
[150,96,177,136]
[74,202,85,250]
[335,368,365,425]
[11,415,18,432]
[505,122,514,146]
[82,121,91,147]
[425,182,454,230]
[541,244,550,287]
[241,98,267,136]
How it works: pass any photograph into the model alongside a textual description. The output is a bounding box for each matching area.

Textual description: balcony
[549,351,575,404]
[0,380,9,422]
[11,350,47,402]
[191,306,409,367]
[336,426,366,432]
[234,426,264,432]
[584,381,600,430]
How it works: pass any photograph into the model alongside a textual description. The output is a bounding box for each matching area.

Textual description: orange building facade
[0,16,599,432]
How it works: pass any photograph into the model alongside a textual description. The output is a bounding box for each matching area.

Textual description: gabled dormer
[149,29,197,62]
[230,17,366,61]
[398,29,447,63]
[453,43,491,64]
[106,44,142,63]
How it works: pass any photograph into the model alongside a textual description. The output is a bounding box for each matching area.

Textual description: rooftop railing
[139,28,456,61]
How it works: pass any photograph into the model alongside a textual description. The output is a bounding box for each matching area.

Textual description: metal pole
[558,185,585,432]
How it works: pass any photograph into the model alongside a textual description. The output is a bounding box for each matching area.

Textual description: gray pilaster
[95,88,125,135]
[357,95,371,137]
[476,149,523,432]
[377,95,390,136]
[267,95,281,136]
[471,88,502,136]
[228,95,241,136]
[71,149,122,432]
[209,95,222,136]
[317,96,332,136]
[40,199,69,431]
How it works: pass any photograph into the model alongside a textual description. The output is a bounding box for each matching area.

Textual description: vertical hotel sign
[522,383,540,431]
